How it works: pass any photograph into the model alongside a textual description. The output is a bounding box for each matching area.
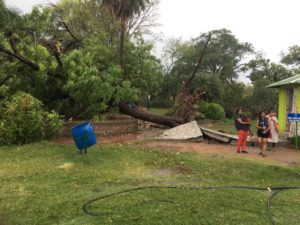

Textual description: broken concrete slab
[199,126,238,143]
[157,121,203,141]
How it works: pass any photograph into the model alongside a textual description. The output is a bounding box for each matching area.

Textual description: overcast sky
[6,0,300,62]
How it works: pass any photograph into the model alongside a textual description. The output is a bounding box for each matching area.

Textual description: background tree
[281,45,300,67]
[242,55,292,116]
[281,45,300,75]
[101,0,150,73]
[158,29,253,118]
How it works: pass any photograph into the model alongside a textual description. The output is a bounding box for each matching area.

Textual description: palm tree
[0,0,21,31]
[101,0,150,75]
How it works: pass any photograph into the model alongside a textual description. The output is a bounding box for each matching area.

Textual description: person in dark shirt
[256,111,270,157]
[235,109,251,153]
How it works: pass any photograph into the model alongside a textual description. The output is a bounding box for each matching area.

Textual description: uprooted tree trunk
[118,103,184,127]
[172,33,211,121]
[120,34,212,127]
[172,89,208,123]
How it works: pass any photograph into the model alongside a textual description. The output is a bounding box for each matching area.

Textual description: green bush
[195,112,206,120]
[0,92,62,145]
[199,102,225,120]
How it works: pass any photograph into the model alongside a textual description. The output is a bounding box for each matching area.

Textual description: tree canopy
[1,0,299,123]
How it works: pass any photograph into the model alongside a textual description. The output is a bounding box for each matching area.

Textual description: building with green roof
[267,74,300,136]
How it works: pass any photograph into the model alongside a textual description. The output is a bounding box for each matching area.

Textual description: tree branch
[63,40,83,53]
[126,0,159,37]
[59,20,79,41]
[183,33,212,89]
[0,46,39,71]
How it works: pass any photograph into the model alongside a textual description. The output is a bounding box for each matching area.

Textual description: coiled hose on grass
[83,185,300,225]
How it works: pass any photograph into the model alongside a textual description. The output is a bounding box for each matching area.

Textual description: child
[244,116,253,136]
[244,115,255,147]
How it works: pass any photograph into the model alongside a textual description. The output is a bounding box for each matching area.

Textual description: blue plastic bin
[71,122,96,150]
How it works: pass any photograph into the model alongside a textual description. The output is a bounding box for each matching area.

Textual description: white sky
[6,0,300,82]
[7,0,300,61]
[6,0,57,12]
[158,0,300,62]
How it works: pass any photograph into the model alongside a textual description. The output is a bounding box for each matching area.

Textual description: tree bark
[118,102,184,127]
[172,90,195,122]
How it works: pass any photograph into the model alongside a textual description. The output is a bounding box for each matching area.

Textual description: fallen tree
[118,34,211,127]
[0,24,210,128]
[0,1,211,127]
[118,102,184,127]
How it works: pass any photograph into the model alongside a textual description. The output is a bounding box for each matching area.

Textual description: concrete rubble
[153,121,289,147]
[157,121,203,141]
[200,126,238,143]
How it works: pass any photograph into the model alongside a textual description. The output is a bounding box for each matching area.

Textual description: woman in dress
[256,111,270,157]
[235,109,251,153]
[268,111,279,150]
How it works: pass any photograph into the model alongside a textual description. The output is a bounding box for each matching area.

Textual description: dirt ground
[54,128,300,167]
[144,141,300,167]
[54,128,162,144]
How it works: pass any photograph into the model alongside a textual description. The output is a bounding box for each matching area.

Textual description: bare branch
[184,33,212,89]
[59,19,79,41]
[126,0,160,37]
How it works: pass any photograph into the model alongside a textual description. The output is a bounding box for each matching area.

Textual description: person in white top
[268,111,279,150]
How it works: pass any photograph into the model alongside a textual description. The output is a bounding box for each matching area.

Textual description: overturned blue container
[71,122,96,150]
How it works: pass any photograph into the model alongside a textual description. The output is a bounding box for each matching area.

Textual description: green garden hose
[82,185,300,225]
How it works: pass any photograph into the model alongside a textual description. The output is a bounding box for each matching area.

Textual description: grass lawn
[149,108,170,115]
[1,142,300,225]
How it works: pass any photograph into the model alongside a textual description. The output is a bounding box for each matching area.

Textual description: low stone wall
[61,119,138,137]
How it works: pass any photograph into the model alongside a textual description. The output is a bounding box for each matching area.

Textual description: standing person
[268,111,279,150]
[235,109,251,153]
[147,94,151,111]
[256,111,270,157]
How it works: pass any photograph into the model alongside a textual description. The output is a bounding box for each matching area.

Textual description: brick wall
[61,119,138,137]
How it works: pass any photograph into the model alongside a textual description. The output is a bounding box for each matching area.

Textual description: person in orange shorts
[235,109,251,153]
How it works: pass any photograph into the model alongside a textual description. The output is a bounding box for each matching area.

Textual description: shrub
[195,112,206,120]
[91,114,106,122]
[199,102,225,120]
[0,92,62,145]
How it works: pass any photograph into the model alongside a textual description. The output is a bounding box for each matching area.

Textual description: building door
[286,88,294,130]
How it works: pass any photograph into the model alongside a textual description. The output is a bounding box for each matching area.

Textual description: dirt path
[54,128,162,144]
[54,127,300,167]
[144,141,300,167]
